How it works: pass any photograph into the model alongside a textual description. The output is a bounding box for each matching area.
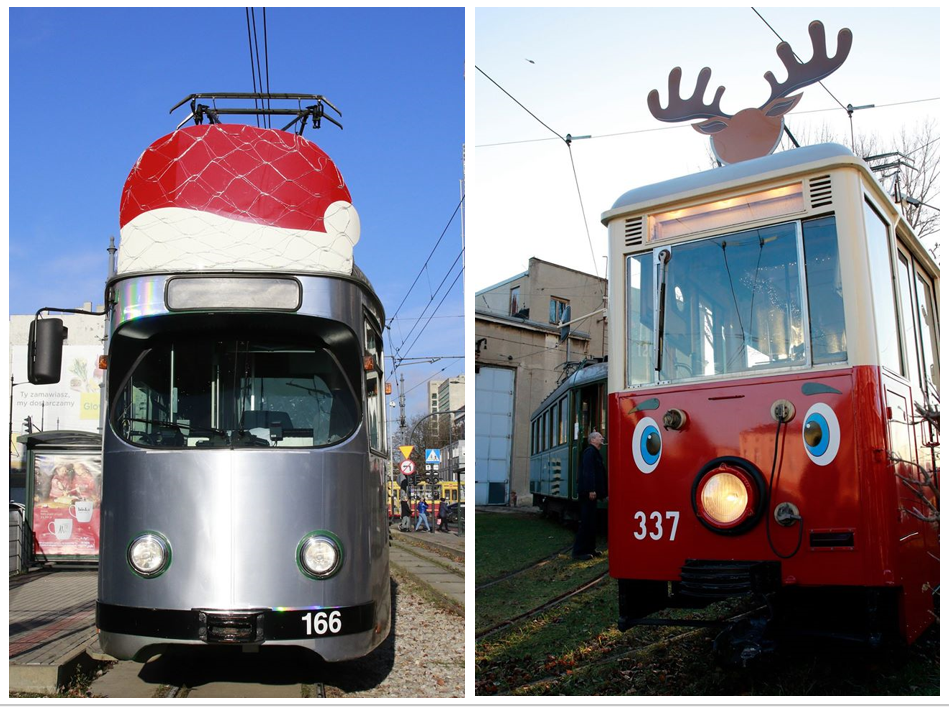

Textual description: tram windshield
[111,327,361,449]
[627,217,846,386]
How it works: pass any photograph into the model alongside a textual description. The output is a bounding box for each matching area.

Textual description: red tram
[604,143,939,659]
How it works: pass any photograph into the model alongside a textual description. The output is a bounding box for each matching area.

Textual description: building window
[549,297,569,325]
[509,287,521,316]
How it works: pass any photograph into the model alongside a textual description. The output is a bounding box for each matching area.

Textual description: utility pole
[398,373,406,432]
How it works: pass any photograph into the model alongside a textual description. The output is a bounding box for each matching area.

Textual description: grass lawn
[476,550,607,633]
[474,510,578,586]
[475,509,940,697]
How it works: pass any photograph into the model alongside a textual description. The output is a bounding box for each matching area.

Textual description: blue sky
[8,7,465,421]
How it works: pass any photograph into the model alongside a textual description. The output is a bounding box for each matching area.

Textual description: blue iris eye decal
[632,417,662,474]
[802,402,840,466]
[803,415,829,456]
[641,427,661,463]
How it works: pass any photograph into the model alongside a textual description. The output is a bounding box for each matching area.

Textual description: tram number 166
[632,510,679,541]
[302,610,342,636]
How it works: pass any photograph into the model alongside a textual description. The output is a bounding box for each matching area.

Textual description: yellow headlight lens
[700,472,749,524]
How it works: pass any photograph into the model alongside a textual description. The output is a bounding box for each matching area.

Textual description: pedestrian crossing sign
[425,448,442,464]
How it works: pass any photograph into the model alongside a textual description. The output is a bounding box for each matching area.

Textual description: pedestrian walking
[573,431,607,560]
[437,495,451,533]
[415,497,431,532]
[399,495,413,532]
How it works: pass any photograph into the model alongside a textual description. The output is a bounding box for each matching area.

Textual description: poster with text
[32,452,102,559]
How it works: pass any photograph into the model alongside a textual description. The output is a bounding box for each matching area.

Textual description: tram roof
[603,141,938,278]
[604,143,860,221]
[531,359,607,421]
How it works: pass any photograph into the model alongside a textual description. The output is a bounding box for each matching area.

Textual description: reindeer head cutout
[648,21,852,165]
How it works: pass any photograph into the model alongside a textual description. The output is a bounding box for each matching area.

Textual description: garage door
[475,366,515,505]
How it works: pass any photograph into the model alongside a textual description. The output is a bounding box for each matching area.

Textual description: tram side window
[551,401,560,447]
[802,216,847,364]
[559,396,568,445]
[915,272,940,397]
[896,253,921,389]
[626,253,654,387]
[863,201,903,375]
[365,319,386,454]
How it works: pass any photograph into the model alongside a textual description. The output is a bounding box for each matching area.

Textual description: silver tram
[29,95,391,661]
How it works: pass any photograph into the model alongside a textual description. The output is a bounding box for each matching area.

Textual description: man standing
[573,431,607,560]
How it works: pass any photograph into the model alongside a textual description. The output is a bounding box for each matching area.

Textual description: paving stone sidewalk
[8,568,99,695]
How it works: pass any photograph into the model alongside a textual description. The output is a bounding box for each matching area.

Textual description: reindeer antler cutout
[762,21,853,108]
[647,20,853,165]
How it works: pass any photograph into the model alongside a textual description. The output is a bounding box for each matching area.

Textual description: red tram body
[604,144,938,654]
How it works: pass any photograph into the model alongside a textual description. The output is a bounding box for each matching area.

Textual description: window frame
[364,311,387,456]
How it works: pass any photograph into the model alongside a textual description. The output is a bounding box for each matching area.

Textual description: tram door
[571,382,607,500]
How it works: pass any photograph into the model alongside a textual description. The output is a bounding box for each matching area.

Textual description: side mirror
[28,318,68,384]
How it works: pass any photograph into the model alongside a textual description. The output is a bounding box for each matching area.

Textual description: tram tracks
[499,605,764,696]
[475,545,574,593]
[476,549,763,696]
[476,569,610,640]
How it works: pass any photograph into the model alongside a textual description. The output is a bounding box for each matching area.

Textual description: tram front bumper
[96,600,382,662]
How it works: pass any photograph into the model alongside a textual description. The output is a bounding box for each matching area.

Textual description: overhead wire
[475,97,939,149]
[245,9,261,127]
[262,7,271,128]
[750,7,848,113]
[392,249,465,356]
[250,10,265,127]
[397,264,465,363]
[386,197,464,328]
[476,65,599,277]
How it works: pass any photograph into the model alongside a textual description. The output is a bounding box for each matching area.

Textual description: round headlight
[700,472,749,525]
[128,532,170,577]
[692,458,765,535]
[299,535,342,578]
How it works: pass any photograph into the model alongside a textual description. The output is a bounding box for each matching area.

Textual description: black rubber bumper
[97,601,375,644]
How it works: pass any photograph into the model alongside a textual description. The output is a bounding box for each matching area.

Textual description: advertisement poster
[32,453,102,559]
[12,345,104,435]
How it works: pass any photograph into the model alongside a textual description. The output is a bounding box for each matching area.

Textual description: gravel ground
[323,571,464,698]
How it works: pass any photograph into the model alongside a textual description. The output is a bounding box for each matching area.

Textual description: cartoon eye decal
[802,402,840,466]
[632,417,663,474]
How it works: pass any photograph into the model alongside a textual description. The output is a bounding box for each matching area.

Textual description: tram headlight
[127,532,171,578]
[699,472,750,525]
[692,459,765,534]
[297,533,343,579]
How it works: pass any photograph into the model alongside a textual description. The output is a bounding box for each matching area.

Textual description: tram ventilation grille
[679,559,780,598]
[808,175,833,209]
[624,217,645,248]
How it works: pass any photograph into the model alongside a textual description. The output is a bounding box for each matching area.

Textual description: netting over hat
[116,123,360,275]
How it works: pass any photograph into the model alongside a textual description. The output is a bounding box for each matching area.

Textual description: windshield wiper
[118,416,227,438]
[655,248,672,373]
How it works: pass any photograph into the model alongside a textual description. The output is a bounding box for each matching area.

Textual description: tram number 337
[302,610,342,636]
[632,511,679,541]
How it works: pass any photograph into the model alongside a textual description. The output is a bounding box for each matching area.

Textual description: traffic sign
[399,445,414,460]
[425,448,442,464]
[400,459,416,475]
